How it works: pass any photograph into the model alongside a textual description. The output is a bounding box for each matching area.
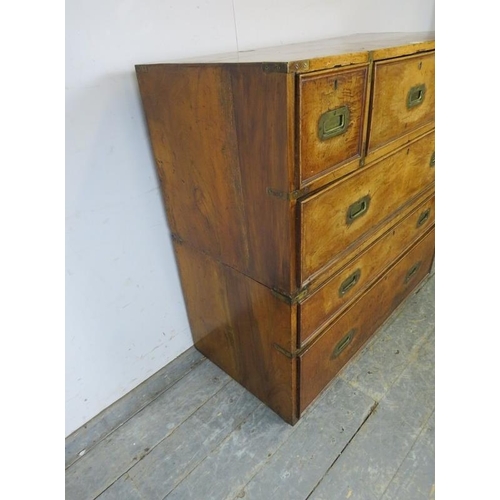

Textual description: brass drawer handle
[405,261,422,284]
[407,84,426,109]
[339,269,361,297]
[318,105,350,141]
[417,209,431,228]
[430,151,435,167]
[346,195,371,224]
[332,328,357,358]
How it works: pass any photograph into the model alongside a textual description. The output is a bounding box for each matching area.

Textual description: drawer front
[369,52,435,152]
[299,228,435,413]
[300,131,435,283]
[299,193,435,345]
[298,65,368,184]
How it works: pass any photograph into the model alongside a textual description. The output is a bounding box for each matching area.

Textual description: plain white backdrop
[65,0,435,436]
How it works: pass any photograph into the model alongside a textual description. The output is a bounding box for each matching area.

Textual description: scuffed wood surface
[125,380,261,499]
[233,378,375,500]
[381,411,435,500]
[66,361,230,499]
[175,32,435,71]
[308,328,434,499]
[65,347,204,468]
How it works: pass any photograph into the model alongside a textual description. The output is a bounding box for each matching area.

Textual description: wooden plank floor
[66,274,434,500]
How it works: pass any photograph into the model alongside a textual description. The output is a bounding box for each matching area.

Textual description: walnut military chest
[136,32,435,424]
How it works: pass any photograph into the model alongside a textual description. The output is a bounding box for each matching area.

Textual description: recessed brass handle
[332,328,357,359]
[346,195,371,224]
[430,151,435,167]
[417,209,430,228]
[407,84,426,109]
[318,105,350,141]
[405,261,422,284]
[339,269,361,297]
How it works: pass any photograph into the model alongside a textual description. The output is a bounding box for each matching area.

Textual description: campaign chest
[136,32,435,424]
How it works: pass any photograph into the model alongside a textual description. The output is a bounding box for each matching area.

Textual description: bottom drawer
[299,227,434,414]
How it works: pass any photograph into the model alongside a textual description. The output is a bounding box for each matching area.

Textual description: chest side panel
[136,64,295,292]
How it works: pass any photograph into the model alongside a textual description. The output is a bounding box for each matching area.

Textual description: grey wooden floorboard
[308,330,434,500]
[165,403,298,500]
[110,379,261,500]
[94,475,144,500]
[381,410,435,500]
[66,360,229,500]
[66,347,204,468]
[340,275,434,401]
[232,377,376,500]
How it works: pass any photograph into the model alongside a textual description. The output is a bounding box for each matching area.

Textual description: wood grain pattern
[363,121,435,169]
[299,193,435,345]
[228,65,297,292]
[136,63,297,293]
[300,131,435,283]
[177,32,434,74]
[173,242,298,424]
[298,65,368,184]
[369,52,435,152]
[299,227,435,413]
[135,34,436,424]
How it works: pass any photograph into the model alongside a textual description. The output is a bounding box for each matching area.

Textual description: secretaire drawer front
[368,52,435,152]
[300,131,435,283]
[298,65,368,184]
[299,193,435,345]
[299,228,435,413]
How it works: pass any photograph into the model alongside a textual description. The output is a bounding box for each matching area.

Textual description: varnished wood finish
[300,131,435,283]
[136,64,296,293]
[178,32,434,74]
[299,228,435,413]
[298,65,368,184]
[228,65,297,292]
[363,121,435,169]
[173,242,298,424]
[296,184,434,301]
[369,52,435,152]
[299,193,435,345]
[135,33,435,425]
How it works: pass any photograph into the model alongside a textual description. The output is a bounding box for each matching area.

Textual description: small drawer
[298,65,368,184]
[368,52,435,152]
[300,131,435,283]
[299,228,435,414]
[299,193,435,345]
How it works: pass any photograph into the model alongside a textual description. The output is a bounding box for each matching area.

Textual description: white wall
[66,0,435,436]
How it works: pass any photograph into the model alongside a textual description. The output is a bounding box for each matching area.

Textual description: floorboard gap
[66,353,206,470]
[305,400,379,500]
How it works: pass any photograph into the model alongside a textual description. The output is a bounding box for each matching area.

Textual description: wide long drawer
[299,227,435,414]
[300,130,434,283]
[299,193,435,345]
